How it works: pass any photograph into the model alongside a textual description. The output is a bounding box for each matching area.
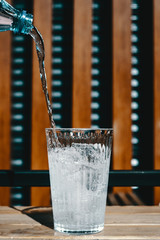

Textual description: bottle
[0,0,33,34]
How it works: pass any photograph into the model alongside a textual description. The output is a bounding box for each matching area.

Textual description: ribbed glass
[46,128,113,234]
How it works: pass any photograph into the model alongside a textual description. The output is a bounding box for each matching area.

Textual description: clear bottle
[0,0,33,34]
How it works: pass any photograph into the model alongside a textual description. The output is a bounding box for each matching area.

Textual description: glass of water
[46,128,113,235]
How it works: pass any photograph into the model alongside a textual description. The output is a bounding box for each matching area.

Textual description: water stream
[29,26,60,146]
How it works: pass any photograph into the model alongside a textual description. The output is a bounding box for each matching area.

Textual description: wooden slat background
[0,0,160,205]
[72,0,92,128]
[153,0,160,205]
[0,0,11,206]
[0,30,11,206]
[112,0,132,193]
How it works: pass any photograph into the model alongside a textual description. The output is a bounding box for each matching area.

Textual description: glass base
[54,223,104,235]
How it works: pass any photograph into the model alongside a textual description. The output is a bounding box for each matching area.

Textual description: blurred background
[0,0,160,206]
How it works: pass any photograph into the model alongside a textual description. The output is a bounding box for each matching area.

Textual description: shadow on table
[22,207,54,229]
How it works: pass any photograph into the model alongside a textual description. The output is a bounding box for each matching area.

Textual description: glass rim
[45,128,113,131]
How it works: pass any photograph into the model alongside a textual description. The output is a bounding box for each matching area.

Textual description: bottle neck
[0,0,33,34]
[12,10,33,34]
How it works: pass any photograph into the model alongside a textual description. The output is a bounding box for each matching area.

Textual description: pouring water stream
[29,27,60,147]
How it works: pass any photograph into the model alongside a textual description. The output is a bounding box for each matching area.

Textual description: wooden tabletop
[0,206,160,239]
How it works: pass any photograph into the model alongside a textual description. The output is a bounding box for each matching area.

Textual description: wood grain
[112,0,132,193]
[0,29,11,205]
[1,206,160,239]
[31,0,52,206]
[153,0,160,205]
[72,0,92,128]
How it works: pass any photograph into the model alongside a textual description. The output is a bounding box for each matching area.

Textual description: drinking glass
[46,128,113,235]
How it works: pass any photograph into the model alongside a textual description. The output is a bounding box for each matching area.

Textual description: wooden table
[0,206,160,239]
